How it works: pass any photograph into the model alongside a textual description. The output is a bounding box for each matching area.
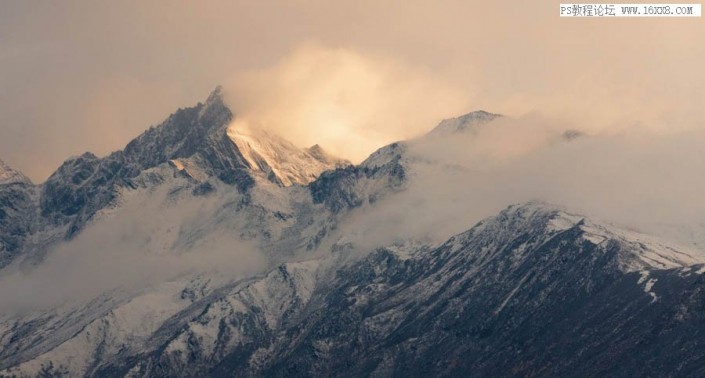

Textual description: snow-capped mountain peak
[0,86,351,265]
[427,110,502,136]
[226,123,350,186]
[121,85,348,187]
[481,201,705,273]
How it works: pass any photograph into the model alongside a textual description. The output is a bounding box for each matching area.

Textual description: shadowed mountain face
[2,88,705,377]
[258,204,705,377]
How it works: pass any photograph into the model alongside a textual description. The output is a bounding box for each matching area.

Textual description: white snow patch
[637,271,659,303]
[547,211,583,232]
[226,124,348,186]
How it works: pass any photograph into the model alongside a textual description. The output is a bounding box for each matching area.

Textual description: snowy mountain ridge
[5,202,705,376]
[0,87,350,269]
[226,125,350,187]
[3,87,705,376]
[427,110,502,136]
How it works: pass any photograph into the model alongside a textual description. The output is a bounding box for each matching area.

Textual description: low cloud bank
[0,187,267,314]
[332,114,705,253]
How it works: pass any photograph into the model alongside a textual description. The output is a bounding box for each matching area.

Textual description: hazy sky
[1,0,703,182]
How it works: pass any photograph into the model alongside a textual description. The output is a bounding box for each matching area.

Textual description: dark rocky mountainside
[89,203,705,377]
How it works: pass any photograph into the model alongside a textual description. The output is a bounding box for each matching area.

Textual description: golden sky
[1,0,703,181]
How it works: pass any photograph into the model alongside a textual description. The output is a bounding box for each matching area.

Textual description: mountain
[2,88,705,377]
[427,110,502,137]
[226,127,349,187]
[0,87,349,269]
[5,202,705,377]
[0,159,31,186]
[0,159,37,267]
[40,86,347,233]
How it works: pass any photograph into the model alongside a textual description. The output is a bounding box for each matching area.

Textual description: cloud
[0,185,268,314]
[324,114,705,254]
[223,44,472,163]
[3,107,705,315]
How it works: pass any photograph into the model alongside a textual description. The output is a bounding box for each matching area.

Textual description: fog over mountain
[2,86,705,376]
[2,2,705,376]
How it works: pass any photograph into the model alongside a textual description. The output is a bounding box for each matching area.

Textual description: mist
[1,0,704,313]
[3,112,705,314]
[223,44,471,163]
[327,114,705,256]
[0,185,268,314]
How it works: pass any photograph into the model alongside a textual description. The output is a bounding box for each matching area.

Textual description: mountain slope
[4,91,705,378]
[128,203,705,377]
[427,110,502,137]
[259,203,705,377]
[0,87,349,269]
[227,127,349,187]
[6,202,705,377]
[0,160,31,186]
